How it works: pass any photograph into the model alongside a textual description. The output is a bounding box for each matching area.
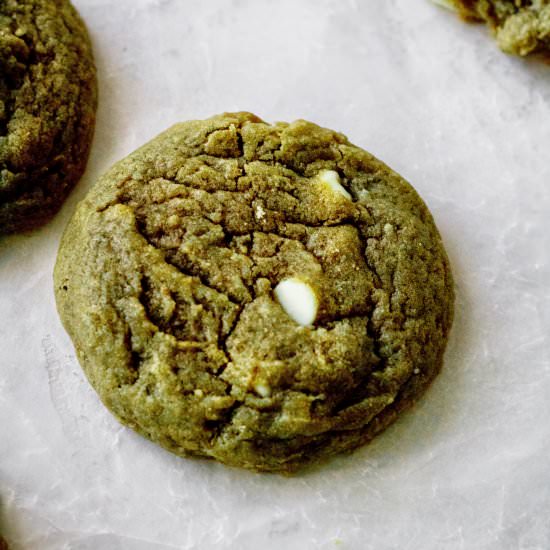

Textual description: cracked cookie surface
[0,0,97,234]
[446,0,550,55]
[54,112,454,473]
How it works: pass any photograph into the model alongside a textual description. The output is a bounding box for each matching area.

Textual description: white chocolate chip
[194,389,204,397]
[167,214,180,228]
[413,368,420,375]
[317,170,352,200]
[254,204,266,220]
[254,382,271,398]
[274,278,318,326]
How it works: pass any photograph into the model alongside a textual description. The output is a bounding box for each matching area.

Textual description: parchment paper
[1,1,549,548]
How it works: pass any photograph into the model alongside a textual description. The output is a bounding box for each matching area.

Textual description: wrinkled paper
[1,1,549,548]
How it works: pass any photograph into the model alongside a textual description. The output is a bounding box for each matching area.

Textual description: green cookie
[0,0,97,233]
[55,113,454,473]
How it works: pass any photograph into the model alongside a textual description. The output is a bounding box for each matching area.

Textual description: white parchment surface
[1,1,549,548]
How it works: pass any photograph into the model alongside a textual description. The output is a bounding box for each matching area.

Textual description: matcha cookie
[54,112,454,473]
[0,0,97,234]
[435,0,550,56]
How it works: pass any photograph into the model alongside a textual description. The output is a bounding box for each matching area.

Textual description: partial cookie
[436,0,550,56]
[0,535,7,550]
[0,0,97,234]
[54,112,454,473]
